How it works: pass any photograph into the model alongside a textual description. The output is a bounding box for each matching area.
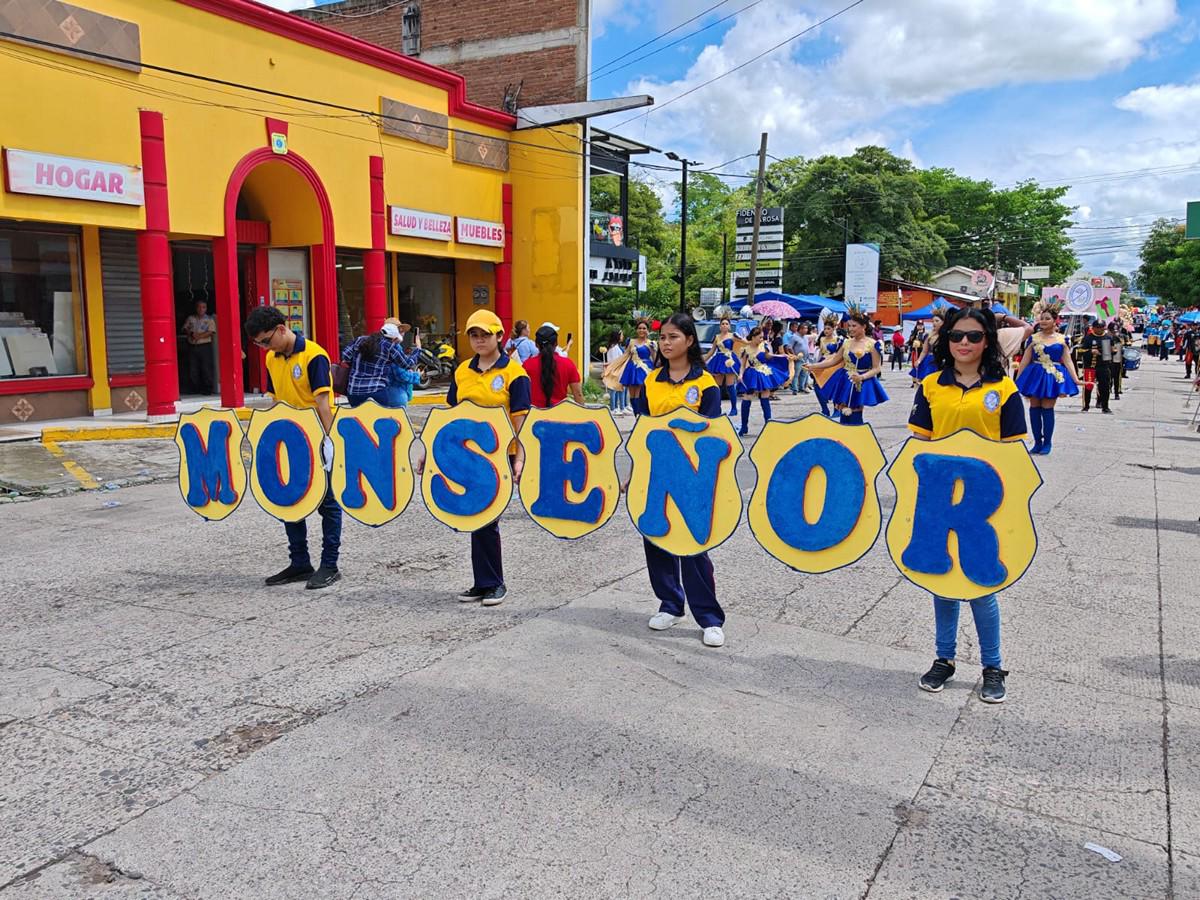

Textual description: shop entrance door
[237,246,269,395]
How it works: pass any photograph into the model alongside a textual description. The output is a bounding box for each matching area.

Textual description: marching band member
[909,307,1028,703]
[639,313,727,648]
[806,307,888,425]
[812,313,843,417]
[910,301,949,383]
[736,325,791,436]
[703,316,742,417]
[617,319,657,415]
[1013,302,1079,454]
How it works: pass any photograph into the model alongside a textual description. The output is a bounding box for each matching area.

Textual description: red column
[364,155,387,332]
[495,183,514,334]
[212,235,242,408]
[311,242,338,356]
[137,110,178,418]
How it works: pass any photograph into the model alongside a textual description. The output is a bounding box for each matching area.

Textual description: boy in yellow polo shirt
[244,306,342,590]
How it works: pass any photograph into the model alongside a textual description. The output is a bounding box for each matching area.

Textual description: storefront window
[0,224,86,379]
[395,254,453,345]
[336,250,366,345]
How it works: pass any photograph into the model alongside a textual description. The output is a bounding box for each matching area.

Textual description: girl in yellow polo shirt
[907,307,1027,704]
[445,309,531,607]
[640,313,728,648]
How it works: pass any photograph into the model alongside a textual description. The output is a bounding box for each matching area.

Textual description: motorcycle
[415,340,456,390]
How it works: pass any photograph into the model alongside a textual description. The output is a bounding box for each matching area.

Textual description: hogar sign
[175,402,1043,601]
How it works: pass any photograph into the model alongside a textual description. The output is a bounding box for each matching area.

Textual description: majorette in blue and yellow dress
[812,336,843,399]
[910,335,938,381]
[620,341,656,387]
[706,336,742,376]
[1015,337,1079,398]
[826,340,889,408]
[739,342,790,394]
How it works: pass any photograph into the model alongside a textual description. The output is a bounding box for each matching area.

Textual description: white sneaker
[702,626,725,647]
[648,612,683,631]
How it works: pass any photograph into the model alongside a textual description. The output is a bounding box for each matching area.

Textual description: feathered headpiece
[843,301,871,325]
[1033,298,1062,319]
[931,297,952,317]
[822,311,841,328]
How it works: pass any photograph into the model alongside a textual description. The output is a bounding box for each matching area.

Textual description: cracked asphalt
[1,356,1198,898]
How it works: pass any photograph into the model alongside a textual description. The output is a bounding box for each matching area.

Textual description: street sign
[732,206,784,300]
[844,243,880,312]
[1020,265,1050,280]
[1187,201,1200,240]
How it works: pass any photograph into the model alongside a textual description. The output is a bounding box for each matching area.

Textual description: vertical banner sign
[517,403,622,539]
[174,408,247,521]
[844,243,880,313]
[732,207,784,301]
[329,401,416,527]
[420,402,516,532]
[624,408,743,556]
[748,415,886,573]
[246,404,329,523]
[885,430,1042,601]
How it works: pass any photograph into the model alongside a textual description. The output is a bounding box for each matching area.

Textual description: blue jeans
[348,386,394,408]
[609,388,627,411]
[934,594,1001,668]
[792,364,810,393]
[284,490,342,571]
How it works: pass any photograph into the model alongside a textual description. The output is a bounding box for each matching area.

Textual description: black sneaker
[919,658,956,693]
[305,567,341,590]
[480,584,508,607]
[265,564,314,586]
[459,585,487,602]
[980,667,1009,703]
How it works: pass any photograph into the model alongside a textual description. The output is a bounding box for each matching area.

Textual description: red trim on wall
[495,183,514,336]
[217,145,338,408]
[176,0,516,130]
[108,373,146,387]
[0,376,93,396]
[265,117,289,143]
[138,110,180,418]
[235,219,270,245]
[364,155,387,332]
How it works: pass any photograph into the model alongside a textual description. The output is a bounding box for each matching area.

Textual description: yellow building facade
[0,0,583,422]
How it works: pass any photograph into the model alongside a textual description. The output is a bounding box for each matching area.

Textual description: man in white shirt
[182,300,217,393]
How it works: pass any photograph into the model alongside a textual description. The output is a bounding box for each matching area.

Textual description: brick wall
[296,0,586,110]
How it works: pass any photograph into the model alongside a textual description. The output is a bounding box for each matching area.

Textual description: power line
[612,0,867,129]
[581,0,764,89]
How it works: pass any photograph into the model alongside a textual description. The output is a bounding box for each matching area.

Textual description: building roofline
[176,0,517,130]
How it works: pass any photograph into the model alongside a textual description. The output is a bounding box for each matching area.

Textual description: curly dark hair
[933,307,1005,381]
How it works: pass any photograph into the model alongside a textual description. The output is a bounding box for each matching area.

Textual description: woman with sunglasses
[908,307,1027,703]
[805,308,887,425]
[1012,301,1079,455]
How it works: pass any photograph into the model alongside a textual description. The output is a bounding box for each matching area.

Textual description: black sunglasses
[947,329,986,344]
[252,327,279,348]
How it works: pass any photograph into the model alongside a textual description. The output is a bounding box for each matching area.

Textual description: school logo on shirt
[491,374,505,392]
[292,363,302,380]
[685,386,699,405]
[983,389,1001,412]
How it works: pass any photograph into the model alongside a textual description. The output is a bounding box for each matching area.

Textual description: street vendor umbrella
[751,299,802,319]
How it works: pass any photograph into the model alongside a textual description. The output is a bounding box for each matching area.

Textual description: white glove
[321,436,334,473]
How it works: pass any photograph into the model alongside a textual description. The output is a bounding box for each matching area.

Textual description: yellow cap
[464,309,505,335]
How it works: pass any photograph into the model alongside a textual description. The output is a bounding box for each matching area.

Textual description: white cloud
[1115,81,1200,119]
[254,0,315,10]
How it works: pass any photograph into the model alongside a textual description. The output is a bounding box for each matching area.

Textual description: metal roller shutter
[99,228,144,374]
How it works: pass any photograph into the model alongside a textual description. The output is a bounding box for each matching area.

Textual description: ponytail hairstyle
[534,325,560,403]
[511,319,529,342]
[933,307,1005,381]
[655,312,705,369]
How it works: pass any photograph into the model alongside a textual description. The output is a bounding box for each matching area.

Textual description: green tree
[1103,270,1130,290]
[1137,218,1200,307]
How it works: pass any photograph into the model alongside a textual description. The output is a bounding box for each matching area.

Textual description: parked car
[695,318,760,355]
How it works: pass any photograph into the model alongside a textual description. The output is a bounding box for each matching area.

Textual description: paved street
[1,357,1197,899]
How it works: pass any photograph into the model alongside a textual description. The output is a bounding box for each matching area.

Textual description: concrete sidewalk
[1,356,1197,898]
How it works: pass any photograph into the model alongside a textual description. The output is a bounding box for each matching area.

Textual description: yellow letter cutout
[517,402,622,539]
[886,429,1042,600]
[625,407,742,556]
[330,401,416,528]
[175,407,247,522]
[246,404,329,523]
[749,414,886,573]
[420,402,516,532]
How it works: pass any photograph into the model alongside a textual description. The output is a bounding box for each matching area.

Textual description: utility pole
[991,238,1001,305]
[744,132,769,313]
[721,232,728,305]
[666,151,701,311]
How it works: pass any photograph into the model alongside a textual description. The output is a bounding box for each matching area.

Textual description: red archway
[213,146,337,408]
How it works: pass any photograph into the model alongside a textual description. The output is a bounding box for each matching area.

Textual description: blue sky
[270,0,1199,273]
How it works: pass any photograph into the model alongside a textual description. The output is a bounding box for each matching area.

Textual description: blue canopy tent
[1179,310,1200,324]
[731,291,845,318]
[903,298,955,321]
[991,303,1013,317]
